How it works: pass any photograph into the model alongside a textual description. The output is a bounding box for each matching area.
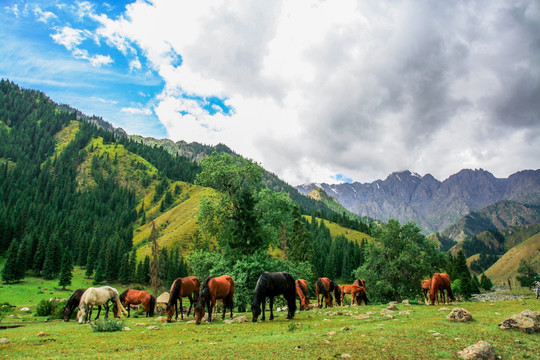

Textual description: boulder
[0,338,10,345]
[147,326,160,330]
[236,316,248,324]
[498,310,540,334]
[457,341,499,360]
[447,308,473,322]
[20,307,30,312]
[387,304,398,311]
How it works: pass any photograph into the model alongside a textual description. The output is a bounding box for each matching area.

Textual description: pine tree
[480,273,493,291]
[454,250,473,299]
[149,221,162,295]
[93,258,106,284]
[471,274,481,293]
[32,234,47,275]
[42,233,62,280]
[58,248,73,290]
[1,239,21,283]
[119,253,131,284]
[85,236,99,278]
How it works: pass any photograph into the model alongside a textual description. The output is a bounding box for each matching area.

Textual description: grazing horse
[353,279,369,305]
[116,289,156,317]
[166,276,201,322]
[194,275,234,325]
[421,279,432,304]
[77,286,128,324]
[296,279,310,310]
[63,289,102,322]
[340,284,368,306]
[429,273,454,305]
[316,277,341,308]
[251,272,297,322]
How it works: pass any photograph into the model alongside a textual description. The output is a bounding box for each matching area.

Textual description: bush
[90,319,125,332]
[36,299,65,319]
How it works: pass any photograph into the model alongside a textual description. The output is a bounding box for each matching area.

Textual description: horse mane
[65,289,86,310]
[296,280,307,298]
[119,289,129,304]
[332,282,341,305]
[168,278,183,308]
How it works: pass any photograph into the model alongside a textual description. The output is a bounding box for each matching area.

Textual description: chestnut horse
[340,284,368,306]
[296,279,310,310]
[194,275,234,324]
[353,279,369,305]
[251,272,297,322]
[316,277,341,308]
[166,276,201,322]
[421,279,431,304]
[429,273,454,305]
[117,289,156,317]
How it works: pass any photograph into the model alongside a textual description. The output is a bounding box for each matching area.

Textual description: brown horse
[429,273,454,305]
[166,276,201,322]
[194,275,234,324]
[117,289,156,317]
[316,277,341,308]
[421,279,431,304]
[296,279,310,310]
[339,284,368,306]
[353,279,368,305]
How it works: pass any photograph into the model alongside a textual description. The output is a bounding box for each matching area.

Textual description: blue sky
[1,1,539,185]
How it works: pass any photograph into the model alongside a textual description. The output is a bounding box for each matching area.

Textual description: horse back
[213,275,234,299]
[182,276,200,296]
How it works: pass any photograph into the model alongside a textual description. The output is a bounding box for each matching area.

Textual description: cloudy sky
[1,0,539,185]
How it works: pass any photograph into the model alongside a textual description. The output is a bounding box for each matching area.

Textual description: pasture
[1,298,539,359]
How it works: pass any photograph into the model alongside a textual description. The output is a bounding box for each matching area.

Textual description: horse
[63,289,102,322]
[421,279,432,304]
[353,279,369,305]
[77,286,128,324]
[429,273,454,305]
[194,275,234,325]
[296,279,310,310]
[339,284,368,306]
[316,277,341,308]
[116,289,156,317]
[166,276,201,322]
[251,272,297,322]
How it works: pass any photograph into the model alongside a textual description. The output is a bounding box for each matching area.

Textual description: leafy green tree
[353,220,437,302]
[2,239,21,283]
[58,248,73,290]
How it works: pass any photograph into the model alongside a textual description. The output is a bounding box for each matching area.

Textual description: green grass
[1,294,538,359]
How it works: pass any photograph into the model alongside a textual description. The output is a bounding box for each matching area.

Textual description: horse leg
[180,296,184,320]
[208,299,215,323]
[261,296,266,321]
[187,295,193,317]
[103,302,110,319]
[222,298,227,320]
[269,296,274,321]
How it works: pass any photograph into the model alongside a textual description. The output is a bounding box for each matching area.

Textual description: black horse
[63,288,102,322]
[251,272,297,322]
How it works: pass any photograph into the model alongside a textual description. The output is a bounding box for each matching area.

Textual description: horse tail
[333,282,341,306]
[149,295,156,317]
[113,289,128,316]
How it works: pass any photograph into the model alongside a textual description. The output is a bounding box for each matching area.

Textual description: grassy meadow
[1,277,539,359]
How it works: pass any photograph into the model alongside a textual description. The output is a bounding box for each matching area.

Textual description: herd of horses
[63,272,454,324]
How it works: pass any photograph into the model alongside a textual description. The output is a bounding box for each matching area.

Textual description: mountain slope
[297,169,540,234]
[484,232,540,284]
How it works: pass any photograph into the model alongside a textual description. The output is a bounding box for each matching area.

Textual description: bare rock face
[447,308,473,322]
[457,341,499,360]
[498,310,540,333]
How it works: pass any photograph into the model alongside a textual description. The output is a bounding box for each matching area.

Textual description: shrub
[90,319,125,332]
[36,299,65,319]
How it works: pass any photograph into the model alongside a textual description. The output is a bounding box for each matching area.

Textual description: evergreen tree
[58,248,73,290]
[471,274,481,293]
[1,239,21,283]
[119,253,131,284]
[42,233,62,279]
[480,273,493,291]
[93,258,106,284]
[453,250,473,299]
[516,257,538,290]
[32,234,47,275]
[288,207,313,263]
[149,221,163,295]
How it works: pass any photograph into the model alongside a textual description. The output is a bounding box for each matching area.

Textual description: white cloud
[121,106,152,115]
[33,6,57,23]
[51,26,84,50]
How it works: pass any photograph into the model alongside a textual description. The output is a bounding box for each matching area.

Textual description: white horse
[77,286,128,324]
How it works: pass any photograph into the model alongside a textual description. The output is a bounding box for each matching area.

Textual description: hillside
[441,200,540,242]
[484,232,540,285]
[297,169,540,234]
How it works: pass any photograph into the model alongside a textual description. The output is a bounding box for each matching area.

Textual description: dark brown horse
[316,277,341,308]
[353,279,369,305]
[296,279,310,310]
[166,276,201,322]
[429,273,454,305]
[194,275,234,324]
[251,272,297,322]
[117,289,156,317]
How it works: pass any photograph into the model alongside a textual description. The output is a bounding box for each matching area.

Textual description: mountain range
[296,169,540,235]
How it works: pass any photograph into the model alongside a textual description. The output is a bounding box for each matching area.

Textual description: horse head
[251,303,261,322]
[165,303,175,323]
[63,305,72,322]
[76,303,87,324]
